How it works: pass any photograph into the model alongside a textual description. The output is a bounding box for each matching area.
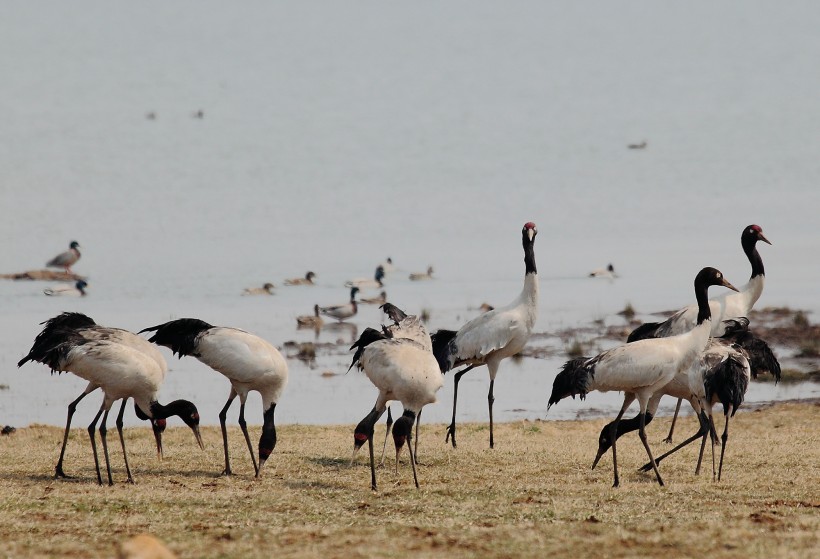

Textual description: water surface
[1,1,818,429]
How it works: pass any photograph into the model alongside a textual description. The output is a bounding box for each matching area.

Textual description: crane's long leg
[639,410,710,472]
[55,390,93,479]
[488,379,495,449]
[87,405,106,485]
[218,391,238,476]
[637,410,664,486]
[696,412,716,476]
[445,365,476,448]
[407,425,419,489]
[663,398,683,443]
[352,405,387,490]
[379,406,393,466]
[717,407,732,481]
[115,399,134,483]
[368,428,377,491]
[414,409,422,464]
[608,395,634,488]
[98,407,114,486]
[238,400,259,476]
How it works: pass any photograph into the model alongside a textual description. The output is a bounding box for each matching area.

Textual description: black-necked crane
[628,224,771,443]
[548,267,738,487]
[46,240,81,273]
[18,315,203,485]
[17,312,177,479]
[140,318,288,477]
[284,271,316,286]
[348,304,443,490]
[593,318,779,480]
[434,222,538,449]
[320,287,359,322]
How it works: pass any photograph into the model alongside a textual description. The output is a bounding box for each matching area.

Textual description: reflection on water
[321,322,359,346]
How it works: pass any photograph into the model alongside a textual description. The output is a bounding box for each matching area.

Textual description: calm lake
[1,1,818,430]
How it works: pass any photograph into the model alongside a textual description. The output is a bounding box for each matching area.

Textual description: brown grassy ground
[0,402,817,558]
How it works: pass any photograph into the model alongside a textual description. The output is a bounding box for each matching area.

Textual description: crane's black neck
[523,234,537,275]
[742,234,765,279]
[149,399,192,420]
[695,275,713,325]
[259,404,277,461]
[602,412,654,446]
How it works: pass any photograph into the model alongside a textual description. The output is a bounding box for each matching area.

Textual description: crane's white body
[60,340,165,415]
[191,327,288,407]
[76,326,167,373]
[588,320,712,404]
[361,339,443,412]
[642,337,749,417]
[653,275,764,338]
[361,315,442,412]
[449,273,538,380]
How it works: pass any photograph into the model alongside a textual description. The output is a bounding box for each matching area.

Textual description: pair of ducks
[242,272,317,295]
[296,288,388,329]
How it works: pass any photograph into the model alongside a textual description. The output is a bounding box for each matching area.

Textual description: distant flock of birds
[19,223,779,491]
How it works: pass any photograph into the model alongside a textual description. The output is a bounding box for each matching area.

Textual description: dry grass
[0,403,818,558]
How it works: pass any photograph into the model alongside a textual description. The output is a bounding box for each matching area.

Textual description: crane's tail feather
[430,329,457,374]
[704,354,749,417]
[719,317,781,383]
[18,312,97,369]
[138,318,213,357]
[379,303,408,325]
[348,327,390,372]
[626,321,661,342]
[548,358,594,408]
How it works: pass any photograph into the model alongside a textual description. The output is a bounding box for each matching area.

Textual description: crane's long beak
[257,458,267,478]
[350,445,361,466]
[192,426,204,450]
[591,448,605,470]
[722,278,739,293]
[758,232,772,245]
[152,423,164,461]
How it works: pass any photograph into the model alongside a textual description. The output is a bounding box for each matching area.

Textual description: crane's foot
[54,466,74,480]
[444,423,457,448]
